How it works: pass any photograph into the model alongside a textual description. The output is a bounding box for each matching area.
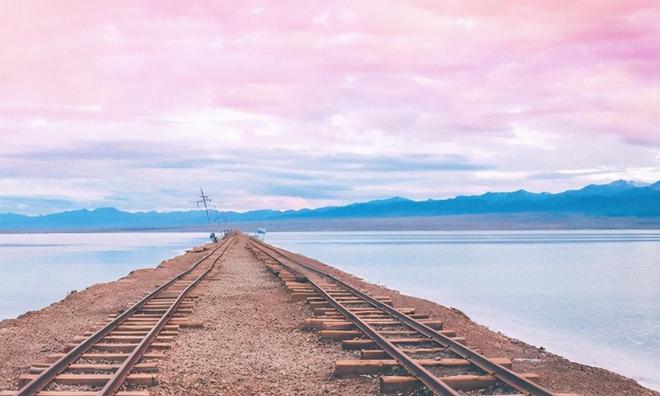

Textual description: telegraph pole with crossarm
[197,188,212,228]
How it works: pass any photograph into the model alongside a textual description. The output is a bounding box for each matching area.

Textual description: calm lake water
[266,230,660,391]
[0,232,208,321]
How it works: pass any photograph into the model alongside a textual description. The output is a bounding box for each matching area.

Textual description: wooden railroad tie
[17,373,158,387]
[29,363,159,374]
[341,337,467,349]
[46,352,166,363]
[361,348,483,359]
[335,357,513,375]
[302,318,443,330]
[319,329,457,340]
[380,372,537,393]
[64,342,171,352]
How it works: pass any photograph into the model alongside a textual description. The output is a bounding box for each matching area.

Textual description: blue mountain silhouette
[1,180,658,231]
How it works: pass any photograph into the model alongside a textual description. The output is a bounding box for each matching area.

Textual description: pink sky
[1,1,659,213]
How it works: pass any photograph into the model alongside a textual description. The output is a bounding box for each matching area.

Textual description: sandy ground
[1,233,657,395]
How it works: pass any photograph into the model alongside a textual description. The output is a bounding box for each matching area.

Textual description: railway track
[2,234,236,396]
[248,238,578,396]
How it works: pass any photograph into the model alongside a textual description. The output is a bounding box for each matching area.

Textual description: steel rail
[250,238,555,396]
[16,236,234,396]
[249,240,460,396]
[99,234,235,395]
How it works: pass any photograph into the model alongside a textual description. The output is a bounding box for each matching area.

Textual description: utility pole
[197,187,212,228]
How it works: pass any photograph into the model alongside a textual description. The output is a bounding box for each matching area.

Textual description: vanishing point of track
[3,234,235,396]
[249,238,578,396]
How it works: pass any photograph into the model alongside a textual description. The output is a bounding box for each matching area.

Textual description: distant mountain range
[1,180,659,232]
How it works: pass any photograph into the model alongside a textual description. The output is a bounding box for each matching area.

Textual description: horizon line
[3,178,658,217]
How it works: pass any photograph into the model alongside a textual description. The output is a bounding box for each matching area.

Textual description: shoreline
[0,233,210,322]
[322,259,660,392]
[267,230,660,392]
[459,305,660,392]
[0,237,657,395]
[266,242,660,395]
[0,246,212,390]
[2,214,660,234]
[427,296,660,392]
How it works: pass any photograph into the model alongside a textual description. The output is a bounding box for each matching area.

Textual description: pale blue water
[266,231,660,391]
[0,232,208,321]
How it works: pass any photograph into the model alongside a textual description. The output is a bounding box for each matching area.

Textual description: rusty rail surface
[249,237,557,396]
[12,234,235,396]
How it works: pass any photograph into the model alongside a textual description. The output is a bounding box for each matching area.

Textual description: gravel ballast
[151,235,378,395]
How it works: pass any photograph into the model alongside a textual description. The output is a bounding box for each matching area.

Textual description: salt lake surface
[266,230,660,391]
[0,232,208,321]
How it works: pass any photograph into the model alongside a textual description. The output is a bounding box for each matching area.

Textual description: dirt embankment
[0,246,209,390]
[280,248,659,396]
[151,235,377,395]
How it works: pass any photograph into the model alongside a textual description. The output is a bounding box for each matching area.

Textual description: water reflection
[0,232,207,320]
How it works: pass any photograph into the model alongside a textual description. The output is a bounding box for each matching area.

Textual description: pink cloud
[0,1,659,211]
